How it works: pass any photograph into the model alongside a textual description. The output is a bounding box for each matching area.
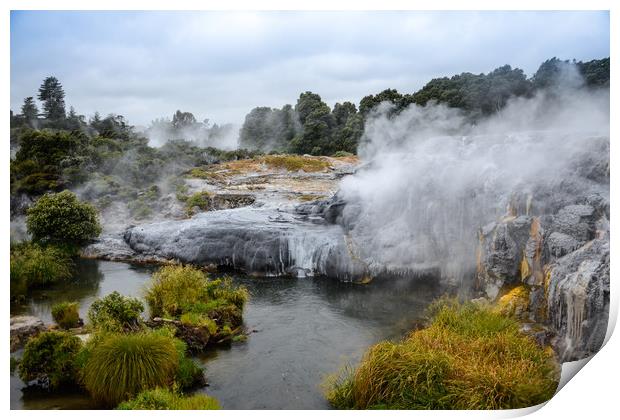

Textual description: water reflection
[11,260,440,409]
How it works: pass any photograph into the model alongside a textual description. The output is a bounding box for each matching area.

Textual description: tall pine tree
[38,76,66,121]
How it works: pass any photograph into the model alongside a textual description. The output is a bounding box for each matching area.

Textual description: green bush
[10,242,74,299]
[325,299,559,410]
[19,331,82,389]
[51,301,81,329]
[145,265,248,329]
[82,331,180,407]
[185,191,212,215]
[117,388,220,410]
[26,190,102,245]
[88,291,144,332]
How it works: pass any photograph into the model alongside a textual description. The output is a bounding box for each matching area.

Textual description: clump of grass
[184,191,212,215]
[262,154,330,172]
[144,265,248,341]
[82,331,180,407]
[19,331,82,389]
[326,298,559,410]
[332,151,354,158]
[151,326,205,389]
[117,388,220,410]
[87,291,144,332]
[10,242,74,299]
[51,301,81,329]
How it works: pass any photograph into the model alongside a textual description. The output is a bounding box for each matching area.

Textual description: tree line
[11,56,609,158]
[239,57,609,155]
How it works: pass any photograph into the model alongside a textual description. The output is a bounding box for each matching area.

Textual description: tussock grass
[117,388,220,410]
[51,301,81,329]
[325,299,559,410]
[10,242,73,299]
[145,265,248,321]
[82,331,179,407]
[262,154,330,172]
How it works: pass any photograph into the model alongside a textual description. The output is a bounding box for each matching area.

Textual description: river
[10,259,440,409]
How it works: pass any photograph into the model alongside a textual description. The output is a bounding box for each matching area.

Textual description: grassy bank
[325,299,560,410]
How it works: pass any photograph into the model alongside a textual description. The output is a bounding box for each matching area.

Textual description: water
[10,259,441,409]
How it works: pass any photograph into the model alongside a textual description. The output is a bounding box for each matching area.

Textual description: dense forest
[10,56,609,213]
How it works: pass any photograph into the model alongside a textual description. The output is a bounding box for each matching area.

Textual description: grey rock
[10,316,46,351]
[547,238,609,362]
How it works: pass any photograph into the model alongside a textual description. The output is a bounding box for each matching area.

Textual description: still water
[10,259,440,409]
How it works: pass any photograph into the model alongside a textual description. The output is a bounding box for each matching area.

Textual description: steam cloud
[339,78,609,284]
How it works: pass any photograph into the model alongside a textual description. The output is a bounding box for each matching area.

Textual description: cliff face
[476,151,610,362]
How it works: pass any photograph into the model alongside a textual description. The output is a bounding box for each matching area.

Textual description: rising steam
[339,78,609,284]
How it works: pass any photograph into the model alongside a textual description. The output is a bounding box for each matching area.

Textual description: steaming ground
[338,86,609,284]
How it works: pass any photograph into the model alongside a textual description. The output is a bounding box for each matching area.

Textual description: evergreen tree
[38,76,66,121]
[21,97,39,127]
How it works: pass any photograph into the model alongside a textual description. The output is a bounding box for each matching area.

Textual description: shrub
[144,266,248,348]
[117,388,220,410]
[19,331,82,389]
[88,291,144,332]
[185,191,212,215]
[326,299,559,410]
[26,190,102,245]
[10,242,74,299]
[82,331,180,407]
[145,265,248,319]
[51,301,81,329]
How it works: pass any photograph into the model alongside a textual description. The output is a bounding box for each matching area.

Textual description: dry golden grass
[325,299,559,410]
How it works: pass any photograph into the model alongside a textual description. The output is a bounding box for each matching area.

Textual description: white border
[2,2,617,419]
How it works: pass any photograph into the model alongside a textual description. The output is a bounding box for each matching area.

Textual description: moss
[262,154,330,172]
[117,388,220,410]
[82,331,180,407]
[19,331,83,389]
[51,301,81,329]
[326,299,559,410]
[495,285,530,319]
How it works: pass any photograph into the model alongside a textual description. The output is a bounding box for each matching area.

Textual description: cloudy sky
[10,11,609,127]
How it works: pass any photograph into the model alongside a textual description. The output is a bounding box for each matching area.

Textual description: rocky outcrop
[116,207,367,280]
[10,316,46,352]
[476,195,610,362]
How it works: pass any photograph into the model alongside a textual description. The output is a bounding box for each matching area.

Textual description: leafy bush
[326,299,559,409]
[51,301,81,329]
[117,388,220,410]
[82,331,180,407]
[185,191,212,215]
[10,242,74,299]
[19,331,82,389]
[26,190,102,245]
[88,291,144,332]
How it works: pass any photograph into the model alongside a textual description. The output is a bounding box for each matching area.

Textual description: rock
[476,216,532,300]
[546,238,609,362]
[10,316,46,351]
[120,207,366,280]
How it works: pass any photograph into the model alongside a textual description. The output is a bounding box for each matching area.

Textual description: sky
[10,10,610,127]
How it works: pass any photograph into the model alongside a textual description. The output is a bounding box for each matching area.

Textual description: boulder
[10,316,46,352]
